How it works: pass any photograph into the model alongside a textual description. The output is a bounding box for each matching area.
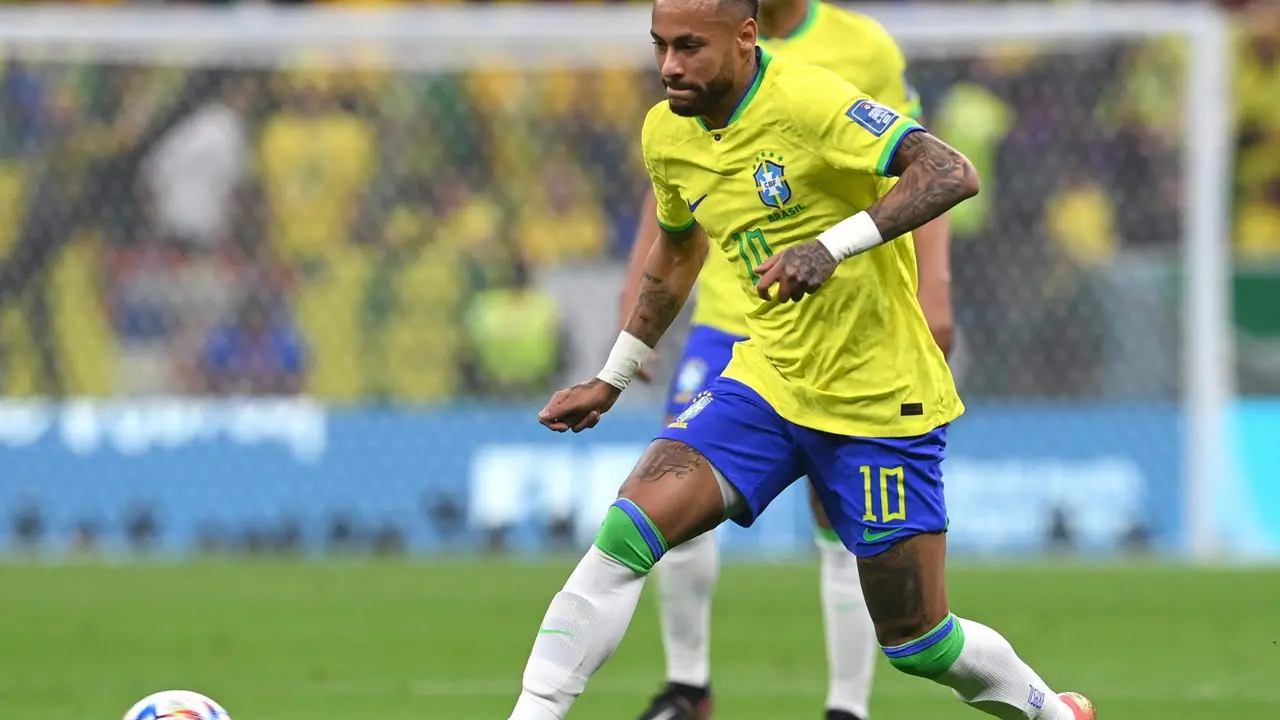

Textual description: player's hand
[539,378,622,433]
[635,348,660,384]
[755,241,839,303]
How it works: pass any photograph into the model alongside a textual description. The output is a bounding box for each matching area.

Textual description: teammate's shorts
[657,377,949,558]
[665,324,747,418]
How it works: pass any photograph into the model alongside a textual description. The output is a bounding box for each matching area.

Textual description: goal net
[0,3,1231,559]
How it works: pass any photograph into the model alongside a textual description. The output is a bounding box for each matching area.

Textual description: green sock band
[593,501,667,574]
[883,613,966,679]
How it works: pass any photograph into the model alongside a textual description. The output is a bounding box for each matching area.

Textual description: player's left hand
[755,241,838,303]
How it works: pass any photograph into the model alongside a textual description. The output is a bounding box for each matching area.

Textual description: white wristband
[597,331,654,391]
[817,211,885,262]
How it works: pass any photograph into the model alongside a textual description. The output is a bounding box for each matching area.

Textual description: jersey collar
[759,0,819,42]
[697,46,772,132]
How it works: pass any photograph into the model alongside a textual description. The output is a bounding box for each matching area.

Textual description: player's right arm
[620,191,660,326]
[540,120,708,433]
[618,190,662,382]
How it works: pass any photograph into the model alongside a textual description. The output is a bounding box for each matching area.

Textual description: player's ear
[738,17,757,54]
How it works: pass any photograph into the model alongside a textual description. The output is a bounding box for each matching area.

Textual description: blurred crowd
[0,0,1274,401]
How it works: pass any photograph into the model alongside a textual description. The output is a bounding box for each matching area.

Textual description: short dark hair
[718,0,759,21]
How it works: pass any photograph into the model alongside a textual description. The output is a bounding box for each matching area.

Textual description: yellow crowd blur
[0,0,1272,400]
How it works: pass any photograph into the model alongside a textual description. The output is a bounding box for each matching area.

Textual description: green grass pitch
[3,559,1279,719]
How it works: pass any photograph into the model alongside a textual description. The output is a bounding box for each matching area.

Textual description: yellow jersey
[692,1,922,336]
[258,112,375,262]
[642,50,961,437]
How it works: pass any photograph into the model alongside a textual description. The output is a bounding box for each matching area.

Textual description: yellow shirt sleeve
[641,109,695,233]
[787,72,925,178]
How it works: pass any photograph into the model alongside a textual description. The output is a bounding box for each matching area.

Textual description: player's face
[651,0,757,117]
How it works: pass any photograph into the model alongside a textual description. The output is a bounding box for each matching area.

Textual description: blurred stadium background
[0,0,1277,718]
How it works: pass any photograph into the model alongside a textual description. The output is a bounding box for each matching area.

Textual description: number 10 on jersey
[862,465,907,523]
[733,228,774,281]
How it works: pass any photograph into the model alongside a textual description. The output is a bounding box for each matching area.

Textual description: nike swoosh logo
[537,628,574,637]
[863,527,906,543]
[687,194,707,213]
[651,708,679,720]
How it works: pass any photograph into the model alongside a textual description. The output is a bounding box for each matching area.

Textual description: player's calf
[858,534,1085,719]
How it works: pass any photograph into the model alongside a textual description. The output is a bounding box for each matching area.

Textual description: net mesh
[0,12,1209,556]
[0,36,1191,403]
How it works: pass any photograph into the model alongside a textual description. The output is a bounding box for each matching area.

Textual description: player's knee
[593,499,669,575]
[881,613,965,680]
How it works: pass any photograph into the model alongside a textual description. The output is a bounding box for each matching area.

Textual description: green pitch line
[1,559,1278,719]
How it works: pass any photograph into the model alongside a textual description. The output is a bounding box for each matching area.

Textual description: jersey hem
[722,368,965,439]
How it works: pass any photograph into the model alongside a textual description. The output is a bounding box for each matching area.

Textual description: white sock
[816,532,877,718]
[510,546,647,720]
[938,618,1074,719]
[652,528,719,688]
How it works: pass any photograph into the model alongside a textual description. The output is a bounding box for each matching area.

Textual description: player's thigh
[629,377,804,549]
[807,481,833,530]
[664,325,744,420]
[799,425,951,640]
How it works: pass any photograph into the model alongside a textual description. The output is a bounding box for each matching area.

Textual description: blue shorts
[665,324,747,418]
[658,377,949,557]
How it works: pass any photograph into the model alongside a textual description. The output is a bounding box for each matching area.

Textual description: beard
[664,70,737,118]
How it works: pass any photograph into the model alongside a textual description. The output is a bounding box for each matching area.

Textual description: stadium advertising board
[0,401,1186,557]
[1220,400,1280,557]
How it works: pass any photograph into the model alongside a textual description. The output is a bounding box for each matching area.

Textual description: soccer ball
[122,690,231,720]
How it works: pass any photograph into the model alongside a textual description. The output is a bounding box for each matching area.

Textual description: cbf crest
[668,391,713,429]
[673,357,709,406]
[753,151,792,209]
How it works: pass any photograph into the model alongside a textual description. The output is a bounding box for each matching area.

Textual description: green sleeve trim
[657,216,696,234]
[875,120,923,177]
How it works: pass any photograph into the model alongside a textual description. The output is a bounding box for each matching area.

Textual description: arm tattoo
[868,131,978,242]
[625,229,704,345]
[633,285,681,347]
[628,439,703,484]
[778,241,837,287]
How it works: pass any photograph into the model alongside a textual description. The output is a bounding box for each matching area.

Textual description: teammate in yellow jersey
[507,1,1097,719]
[617,2,950,717]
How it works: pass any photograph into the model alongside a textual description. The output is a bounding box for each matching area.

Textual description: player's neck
[701,50,760,131]
[758,0,812,40]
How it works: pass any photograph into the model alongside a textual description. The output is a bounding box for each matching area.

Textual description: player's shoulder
[766,53,862,112]
[641,100,699,158]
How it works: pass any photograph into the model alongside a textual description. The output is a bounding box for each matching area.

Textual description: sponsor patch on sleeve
[845,99,900,137]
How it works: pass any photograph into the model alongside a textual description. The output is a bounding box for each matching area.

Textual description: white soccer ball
[122,690,231,720]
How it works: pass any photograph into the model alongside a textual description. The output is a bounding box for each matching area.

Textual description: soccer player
[616,1,952,718]
[510,1,1096,719]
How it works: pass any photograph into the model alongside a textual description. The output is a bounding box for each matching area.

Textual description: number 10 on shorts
[861,466,907,523]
